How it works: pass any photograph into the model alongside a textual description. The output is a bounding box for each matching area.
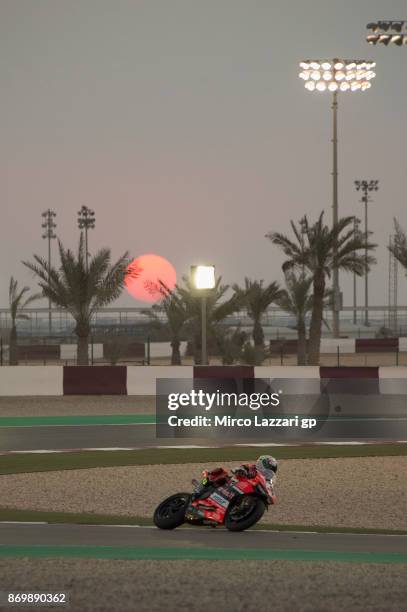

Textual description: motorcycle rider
[192,455,278,500]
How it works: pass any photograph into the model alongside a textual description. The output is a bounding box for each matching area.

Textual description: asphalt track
[0,524,406,563]
[1,420,407,451]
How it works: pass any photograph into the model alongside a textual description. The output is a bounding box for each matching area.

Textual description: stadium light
[77,205,95,272]
[299,59,376,339]
[366,21,407,45]
[191,265,216,290]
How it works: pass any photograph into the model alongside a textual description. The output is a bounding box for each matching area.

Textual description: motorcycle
[153,468,276,532]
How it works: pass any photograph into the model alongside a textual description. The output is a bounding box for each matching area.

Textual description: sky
[1,0,407,310]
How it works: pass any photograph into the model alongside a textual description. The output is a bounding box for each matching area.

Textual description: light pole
[299,59,376,338]
[352,216,361,325]
[77,206,95,272]
[354,180,379,327]
[191,265,216,365]
[41,209,57,336]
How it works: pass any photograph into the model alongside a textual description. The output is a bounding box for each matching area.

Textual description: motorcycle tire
[224,495,266,532]
[153,492,191,530]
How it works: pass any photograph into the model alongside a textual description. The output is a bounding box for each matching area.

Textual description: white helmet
[256,455,278,476]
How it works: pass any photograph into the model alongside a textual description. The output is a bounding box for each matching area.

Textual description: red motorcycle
[153,468,276,532]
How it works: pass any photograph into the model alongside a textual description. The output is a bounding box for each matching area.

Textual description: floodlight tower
[299,59,376,338]
[41,209,57,335]
[354,180,379,327]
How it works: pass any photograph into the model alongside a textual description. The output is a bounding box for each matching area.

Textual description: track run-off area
[1,416,407,453]
[0,523,407,563]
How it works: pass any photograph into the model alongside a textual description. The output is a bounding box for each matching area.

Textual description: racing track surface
[1,420,407,451]
[0,524,407,562]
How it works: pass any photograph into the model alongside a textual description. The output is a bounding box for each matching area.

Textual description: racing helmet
[256,455,278,477]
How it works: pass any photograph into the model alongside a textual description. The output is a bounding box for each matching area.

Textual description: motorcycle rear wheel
[153,492,191,530]
[224,495,266,532]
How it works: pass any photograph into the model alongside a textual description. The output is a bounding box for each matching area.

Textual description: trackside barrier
[126,366,194,395]
[63,366,127,395]
[0,365,407,396]
[0,366,64,396]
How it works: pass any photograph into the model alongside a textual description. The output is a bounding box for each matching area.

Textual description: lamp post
[41,209,57,336]
[299,59,376,338]
[191,265,216,365]
[354,180,379,327]
[366,20,407,46]
[77,205,95,272]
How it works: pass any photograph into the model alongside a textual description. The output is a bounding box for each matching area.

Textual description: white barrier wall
[255,366,320,378]
[399,338,407,352]
[320,339,356,354]
[0,366,63,396]
[379,367,407,395]
[60,344,104,360]
[149,342,187,359]
[126,366,194,395]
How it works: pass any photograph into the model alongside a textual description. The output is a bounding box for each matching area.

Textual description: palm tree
[267,212,376,365]
[214,325,248,365]
[278,272,313,365]
[389,219,407,269]
[177,276,242,364]
[233,279,282,349]
[23,236,129,365]
[144,283,189,365]
[8,277,41,365]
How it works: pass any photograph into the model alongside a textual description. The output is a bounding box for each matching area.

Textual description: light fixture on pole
[191,265,216,365]
[354,180,379,327]
[41,209,57,336]
[77,206,95,272]
[299,59,376,338]
[366,21,407,46]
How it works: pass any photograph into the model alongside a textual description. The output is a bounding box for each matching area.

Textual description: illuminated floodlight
[191,265,216,290]
[379,34,391,45]
[366,20,407,46]
[305,81,316,91]
[391,34,403,45]
[298,59,376,93]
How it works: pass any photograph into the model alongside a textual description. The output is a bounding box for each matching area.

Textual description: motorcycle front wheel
[224,495,266,532]
[153,492,191,530]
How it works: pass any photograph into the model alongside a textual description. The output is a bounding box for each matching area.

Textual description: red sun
[125,254,177,303]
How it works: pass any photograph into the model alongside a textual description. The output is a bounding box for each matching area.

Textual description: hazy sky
[1,0,407,309]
